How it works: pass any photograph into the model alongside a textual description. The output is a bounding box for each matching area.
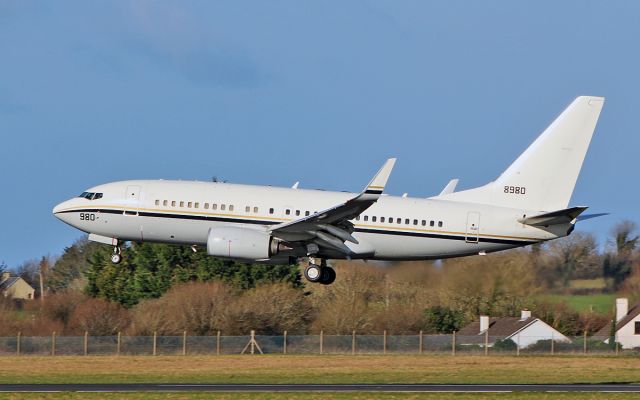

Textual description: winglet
[439,179,459,196]
[363,158,396,195]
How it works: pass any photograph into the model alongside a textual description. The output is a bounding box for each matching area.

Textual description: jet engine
[206,227,280,261]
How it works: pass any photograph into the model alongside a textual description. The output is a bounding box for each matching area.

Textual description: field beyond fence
[0,331,632,356]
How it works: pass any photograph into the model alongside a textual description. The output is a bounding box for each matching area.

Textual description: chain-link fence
[0,331,635,356]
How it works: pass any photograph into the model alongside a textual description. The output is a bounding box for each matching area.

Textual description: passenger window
[305,211,310,216]
[422,220,426,226]
[229,205,234,211]
[396,218,401,224]
[221,204,226,211]
[356,216,360,221]
[372,216,377,222]
[269,208,274,214]
[213,204,218,210]
[286,209,291,216]
[245,206,251,212]
[155,200,159,206]
[380,217,385,223]
[413,219,418,225]
[163,200,168,206]
[180,201,184,207]
[253,207,259,213]
[389,218,393,224]
[205,203,209,209]
[171,201,176,207]
[296,210,300,216]
[430,220,434,227]
[438,221,443,227]
[364,216,369,222]
[188,202,192,208]
[195,202,199,208]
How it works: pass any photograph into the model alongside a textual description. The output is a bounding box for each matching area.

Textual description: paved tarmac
[2,383,640,392]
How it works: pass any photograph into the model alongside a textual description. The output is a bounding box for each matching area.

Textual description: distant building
[457,309,570,349]
[0,272,35,300]
[596,298,640,349]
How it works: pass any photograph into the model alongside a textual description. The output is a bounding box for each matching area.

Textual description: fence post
[516,333,520,356]
[84,331,88,356]
[452,331,456,356]
[216,331,221,356]
[616,340,620,355]
[153,331,157,356]
[320,330,324,355]
[182,331,187,356]
[383,330,387,354]
[419,331,423,355]
[484,329,488,356]
[16,332,21,356]
[283,331,287,355]
[551,333,555,356]
[117,332,121,356]
[583,331,587,355]
[352,330,356,355]
[250,330,255,355]
[51,331,56,356]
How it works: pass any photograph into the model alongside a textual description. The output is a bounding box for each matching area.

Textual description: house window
[635,321,640,335]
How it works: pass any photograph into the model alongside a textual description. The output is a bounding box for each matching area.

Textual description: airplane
[53,96,605,285]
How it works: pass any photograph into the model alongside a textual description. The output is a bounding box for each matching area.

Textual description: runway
[2,383,640,393]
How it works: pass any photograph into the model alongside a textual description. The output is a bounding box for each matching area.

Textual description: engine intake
[206,227,279,261]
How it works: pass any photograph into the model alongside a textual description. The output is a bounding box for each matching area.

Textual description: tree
[48,237,102,291]
[424,306,466,334]
[545,233,600,288]
[603,221,639,290]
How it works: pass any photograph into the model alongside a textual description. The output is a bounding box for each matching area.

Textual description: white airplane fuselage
[53,179,565,261]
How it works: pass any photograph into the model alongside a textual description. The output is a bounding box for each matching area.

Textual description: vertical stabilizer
[436,96,604,211]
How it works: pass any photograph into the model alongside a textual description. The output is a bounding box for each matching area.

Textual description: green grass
[537,294,615,314]
[1,355,639,385]
[0,393,638,400]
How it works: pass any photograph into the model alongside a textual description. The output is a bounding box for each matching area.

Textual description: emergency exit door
[465,212,480,243]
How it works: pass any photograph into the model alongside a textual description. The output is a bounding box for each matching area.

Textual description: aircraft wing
[269,158,396,255]
[518,206,588,226]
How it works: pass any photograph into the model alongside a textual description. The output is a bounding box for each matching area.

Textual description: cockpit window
[78,192,103,200]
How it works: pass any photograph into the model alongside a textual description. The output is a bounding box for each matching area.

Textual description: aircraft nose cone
[53,199,74,220]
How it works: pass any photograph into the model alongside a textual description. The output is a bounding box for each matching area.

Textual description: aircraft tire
[319,267,336,285]
[304,264,322,282]
[111,253,122,264]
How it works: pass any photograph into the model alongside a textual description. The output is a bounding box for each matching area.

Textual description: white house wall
[616,316,640,349]
[509,320,569,349]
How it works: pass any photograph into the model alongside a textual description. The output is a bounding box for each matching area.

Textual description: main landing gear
[111,244,122,264]
[304,258,336,285]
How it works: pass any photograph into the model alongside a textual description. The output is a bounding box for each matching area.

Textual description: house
[457,309,570,349]
[596,298,640,349]
[0,272,35,300]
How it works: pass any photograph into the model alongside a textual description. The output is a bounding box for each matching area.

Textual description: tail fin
[436,96,604,211]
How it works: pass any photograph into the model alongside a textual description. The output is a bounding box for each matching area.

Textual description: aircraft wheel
[304,264,322,282]
[110,253,122,264]
[320,267,336,285]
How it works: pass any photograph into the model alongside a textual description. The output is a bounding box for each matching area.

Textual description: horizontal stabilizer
[577,212,609,222]
[518,206,588,226]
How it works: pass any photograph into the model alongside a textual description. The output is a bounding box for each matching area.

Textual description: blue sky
[1,1,638,267]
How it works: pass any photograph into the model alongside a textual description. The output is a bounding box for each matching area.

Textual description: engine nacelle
[206,227,278,261]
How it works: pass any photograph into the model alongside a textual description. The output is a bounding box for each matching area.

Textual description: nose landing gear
[304,257,336,285]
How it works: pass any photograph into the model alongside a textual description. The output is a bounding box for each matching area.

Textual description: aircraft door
[124,185,143,241]
[465,212,480,243]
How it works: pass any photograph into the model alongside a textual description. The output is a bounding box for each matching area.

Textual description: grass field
[537,293,615,314]
[2,355,639,400]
